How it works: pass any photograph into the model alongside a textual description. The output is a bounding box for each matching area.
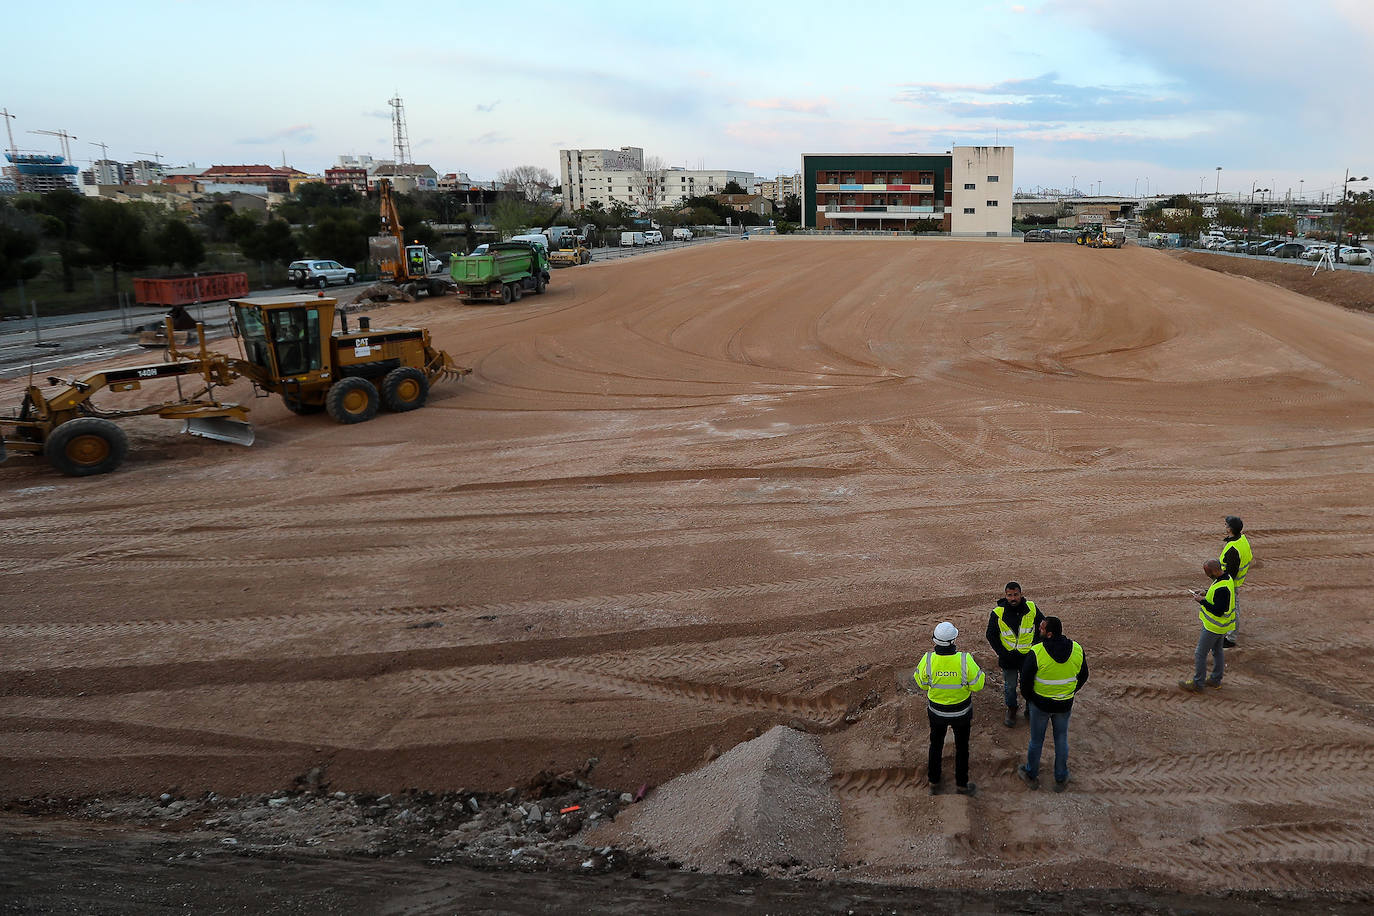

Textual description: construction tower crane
[29,128,77,161]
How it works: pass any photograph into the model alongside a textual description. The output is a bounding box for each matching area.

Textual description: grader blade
[182,418,256,447]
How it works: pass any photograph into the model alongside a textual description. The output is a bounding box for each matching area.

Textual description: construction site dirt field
[3,238,1374,905]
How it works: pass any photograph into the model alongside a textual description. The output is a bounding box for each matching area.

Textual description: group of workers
[912,516,1254,796]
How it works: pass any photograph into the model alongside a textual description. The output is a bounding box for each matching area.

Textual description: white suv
[642,230,663,245]
[672,228,693,241]
[288,259,355,289]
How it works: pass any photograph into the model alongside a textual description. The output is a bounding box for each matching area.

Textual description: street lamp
[1336,168,1369,262]
[1215,167,1222,206]
[1249,181,1270,239]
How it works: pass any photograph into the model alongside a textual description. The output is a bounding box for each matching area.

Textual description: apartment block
[801,147,1013,234]
[560,146,753,213]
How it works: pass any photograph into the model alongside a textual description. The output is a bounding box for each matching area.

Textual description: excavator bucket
[182,418,256,447]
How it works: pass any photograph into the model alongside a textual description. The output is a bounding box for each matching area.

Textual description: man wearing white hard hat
[914,621,986,796]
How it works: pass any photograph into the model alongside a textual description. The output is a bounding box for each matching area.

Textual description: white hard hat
[933,621,958,645]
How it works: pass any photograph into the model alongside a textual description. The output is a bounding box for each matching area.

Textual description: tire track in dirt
[395,662,848,727]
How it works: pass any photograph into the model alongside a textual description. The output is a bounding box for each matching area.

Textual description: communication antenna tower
[389,94,411,167]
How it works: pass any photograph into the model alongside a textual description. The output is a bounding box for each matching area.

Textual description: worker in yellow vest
[985,581,1045,727]
[914,621,986,796]
[1016,617,1088,792]
[1180,559,1236,692]
[1220,515,1253,648]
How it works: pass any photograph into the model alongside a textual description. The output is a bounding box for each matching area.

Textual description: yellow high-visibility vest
[1029,641,1084,701]
[915,651,985,715]
[1220,535,1253,588]
[994,601,1038,655]
[1199,576,1237,634]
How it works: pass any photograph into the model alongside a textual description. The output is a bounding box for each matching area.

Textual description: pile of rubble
[6,728,841,878]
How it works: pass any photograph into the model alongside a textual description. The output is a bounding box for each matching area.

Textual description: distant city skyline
[3,0,1371,201]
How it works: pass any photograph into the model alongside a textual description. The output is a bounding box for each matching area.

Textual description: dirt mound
[625,726,841,874]
[1176,250,1374,313]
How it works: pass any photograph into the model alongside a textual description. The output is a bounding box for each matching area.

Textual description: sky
[3,0,1372,202]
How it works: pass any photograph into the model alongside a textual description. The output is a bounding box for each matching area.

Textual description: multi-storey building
[325,166,368,192]
[801,147,1013,234]
[759,173,803,203]
[560,147,753,214]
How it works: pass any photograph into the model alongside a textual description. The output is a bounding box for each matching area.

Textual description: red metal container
[132,272,250,306]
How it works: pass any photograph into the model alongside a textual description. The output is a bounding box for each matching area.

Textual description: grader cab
[229,295,467,422]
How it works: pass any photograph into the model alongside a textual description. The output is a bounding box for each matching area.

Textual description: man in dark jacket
[1219,515,1252,648]
[1017,616,1088,792]
[985,582,1045,727]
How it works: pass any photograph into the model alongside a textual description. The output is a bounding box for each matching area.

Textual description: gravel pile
[627,726,842,873]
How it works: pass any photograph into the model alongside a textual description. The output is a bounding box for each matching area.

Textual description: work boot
[955,783,977,797]
[1206,679,1223,689]
[1053,777,1069,793]
[928,778,943,796]
[1178,679,1203,693]
[1004,708,1016,728]
[1017,765,1039,790]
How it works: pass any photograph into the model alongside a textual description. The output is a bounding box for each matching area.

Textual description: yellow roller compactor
[1,296,469,476]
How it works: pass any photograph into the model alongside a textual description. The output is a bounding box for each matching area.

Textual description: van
[620,231,645,247]
[508,233,549,252]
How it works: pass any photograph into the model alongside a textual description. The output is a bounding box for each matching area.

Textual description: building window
[964,183,976,190]
[986,200,999,207]
[988,176,999,182]
[963,207,975,214]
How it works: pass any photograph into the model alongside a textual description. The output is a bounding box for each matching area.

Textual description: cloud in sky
[745,97,832,116]
[237,124,316,145]
[4,0,1370,196]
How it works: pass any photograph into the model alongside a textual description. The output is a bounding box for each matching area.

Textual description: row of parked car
[1203,236,1372,264]
[1022,228,1080,242]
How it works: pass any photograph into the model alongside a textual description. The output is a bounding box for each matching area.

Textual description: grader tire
[43,417,129,477]
[325,377,380,424]
[381,367,429,412]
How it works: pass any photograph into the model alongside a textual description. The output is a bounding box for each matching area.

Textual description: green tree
[307,213,368,266]
[0,205,44,315]
[30,189,85,292]
[1260,214,1295,238]
[782,194,801,222]
[493,197,536,239]
[295,182,336,210]
[199,200,238,242]
[1340,189,1374,243]
[723,180,745,194]
[79,199,152,298]
[240,218,301,265]
[158,219,206,271]
[1215,205,1244,230]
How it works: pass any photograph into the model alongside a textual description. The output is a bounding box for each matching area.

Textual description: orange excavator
[368,178,454,298]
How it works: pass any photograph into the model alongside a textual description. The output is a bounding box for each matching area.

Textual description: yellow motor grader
[1,296,469,476]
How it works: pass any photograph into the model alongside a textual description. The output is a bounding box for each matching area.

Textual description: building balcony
[820,205,943,215]
[816,183,934,193]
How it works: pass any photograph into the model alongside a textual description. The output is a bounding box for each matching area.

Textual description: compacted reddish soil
[4,238,1373,908]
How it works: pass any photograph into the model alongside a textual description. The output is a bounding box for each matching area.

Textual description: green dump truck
[450,241,552,304]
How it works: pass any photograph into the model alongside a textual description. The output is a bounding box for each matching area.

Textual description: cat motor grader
[0,295,469,476]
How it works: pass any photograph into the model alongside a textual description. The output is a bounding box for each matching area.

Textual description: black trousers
[927,708,972,787]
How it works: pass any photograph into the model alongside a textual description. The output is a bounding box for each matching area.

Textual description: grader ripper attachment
[1,296,469,476]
